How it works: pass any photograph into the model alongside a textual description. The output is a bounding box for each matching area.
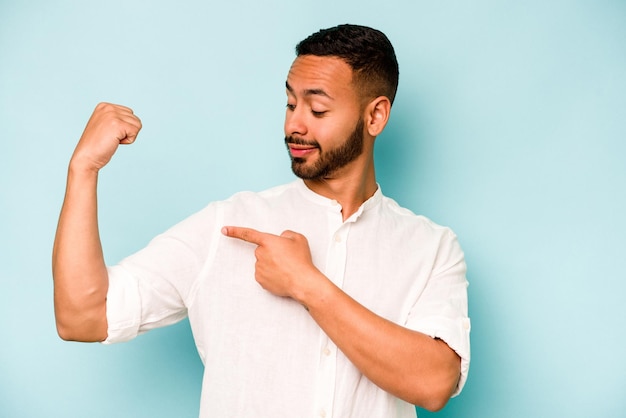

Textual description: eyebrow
[285,81,334,100]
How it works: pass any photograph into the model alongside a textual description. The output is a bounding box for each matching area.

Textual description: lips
[288,144,318,158]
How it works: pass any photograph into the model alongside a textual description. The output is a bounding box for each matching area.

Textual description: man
[53,24,470,417]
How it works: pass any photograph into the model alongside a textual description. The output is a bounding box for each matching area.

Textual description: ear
[364,96,391,137]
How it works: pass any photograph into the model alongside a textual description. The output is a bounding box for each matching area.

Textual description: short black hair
[296,24,399,105]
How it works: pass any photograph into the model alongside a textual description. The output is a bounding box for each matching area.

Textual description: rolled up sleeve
[405,230,471,396]
[103,265,142,344]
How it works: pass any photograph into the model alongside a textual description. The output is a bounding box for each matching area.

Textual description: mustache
[285,136,320,148]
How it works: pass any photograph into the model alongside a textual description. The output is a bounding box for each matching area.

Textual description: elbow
[408,380,457,412]
[407,359,461,412]
[55,320,79,342]
[418,392,452,412]
[55,315,108,342]
[53,271,109,342]
[407,382,455,412]
[54,298,108,342]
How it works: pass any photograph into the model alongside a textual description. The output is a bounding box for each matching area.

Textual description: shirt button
[319,409,327,418]
[323,347,332,356]
[334,234,342,243]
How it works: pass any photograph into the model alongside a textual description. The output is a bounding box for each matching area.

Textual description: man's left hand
[221,226,321,300]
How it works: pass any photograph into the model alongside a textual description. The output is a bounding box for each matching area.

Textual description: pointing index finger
[222,226,267,245]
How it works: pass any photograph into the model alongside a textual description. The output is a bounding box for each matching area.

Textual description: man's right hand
[53,102,142,342]
[70,102,142,172]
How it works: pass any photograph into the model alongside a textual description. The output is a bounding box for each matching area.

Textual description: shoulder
[212,181,304,227]
[378,195,458,238]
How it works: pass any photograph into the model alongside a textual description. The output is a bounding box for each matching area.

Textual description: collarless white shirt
[105,180,470,418]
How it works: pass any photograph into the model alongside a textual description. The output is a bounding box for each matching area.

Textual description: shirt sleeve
[405,228,471,397]
[103,203,219,344]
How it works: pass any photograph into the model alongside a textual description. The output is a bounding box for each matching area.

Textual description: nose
[284,106,308,138]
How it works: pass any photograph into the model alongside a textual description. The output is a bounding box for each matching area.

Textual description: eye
[286,103,296,111]
[311,110,327,117]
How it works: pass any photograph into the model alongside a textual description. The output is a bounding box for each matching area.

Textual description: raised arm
[53,103,142,342]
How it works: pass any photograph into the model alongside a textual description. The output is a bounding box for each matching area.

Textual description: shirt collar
[294,179,383,221]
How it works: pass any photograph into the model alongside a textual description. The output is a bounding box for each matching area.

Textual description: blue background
[1,1,625,417]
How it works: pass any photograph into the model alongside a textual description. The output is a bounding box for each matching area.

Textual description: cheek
[315,118,356,144]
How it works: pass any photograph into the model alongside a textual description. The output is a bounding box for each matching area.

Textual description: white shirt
[105,180,470,418]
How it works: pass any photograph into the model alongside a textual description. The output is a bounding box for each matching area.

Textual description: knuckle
[96,102,114,112]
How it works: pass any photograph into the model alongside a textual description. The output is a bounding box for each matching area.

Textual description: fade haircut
[296,24,399,105]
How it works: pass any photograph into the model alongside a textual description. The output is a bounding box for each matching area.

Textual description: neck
[303,155,377,221]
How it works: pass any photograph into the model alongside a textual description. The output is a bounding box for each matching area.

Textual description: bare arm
[222,227,462,411]
[53,103,142,342]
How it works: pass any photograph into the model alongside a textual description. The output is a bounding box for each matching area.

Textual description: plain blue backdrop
[1,1,625,417]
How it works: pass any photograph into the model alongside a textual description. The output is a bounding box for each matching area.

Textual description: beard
[285,117,365,180]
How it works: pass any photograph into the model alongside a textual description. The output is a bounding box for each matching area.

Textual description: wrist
[292,269,333,312]
[68,154,101,177]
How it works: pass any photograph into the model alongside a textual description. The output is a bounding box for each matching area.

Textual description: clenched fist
[70,102,142,172]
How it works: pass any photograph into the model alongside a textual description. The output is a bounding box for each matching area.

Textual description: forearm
[52,164,108,342]
[301,276,460,411]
